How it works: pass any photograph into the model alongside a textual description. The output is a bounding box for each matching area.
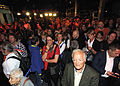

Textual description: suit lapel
[79,65,89,86]
[70,64,74,86]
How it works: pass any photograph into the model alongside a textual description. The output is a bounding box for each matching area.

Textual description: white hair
[10,68,23,79]
[72,49,87,59]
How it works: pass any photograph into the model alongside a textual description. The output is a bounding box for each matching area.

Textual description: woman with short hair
[9,68,34,86]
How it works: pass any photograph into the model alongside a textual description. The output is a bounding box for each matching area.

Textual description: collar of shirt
[74,65,86,86]
[101,51,114,78]
[105,51,114,72]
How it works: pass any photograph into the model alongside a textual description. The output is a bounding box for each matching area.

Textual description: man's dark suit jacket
[92,51,120,74]
[61,63,99,86]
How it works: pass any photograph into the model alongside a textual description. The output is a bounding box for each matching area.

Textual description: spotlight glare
[26,12,30,16]
[17,12,21,16]
[49,13,52,16]
[40,14,43,17]
[53,13,57,16]
[34,13,37,16]
[44,13,48,16]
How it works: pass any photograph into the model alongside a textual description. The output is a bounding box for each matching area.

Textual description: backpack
[7,50,30,75]
[7,56,29,75]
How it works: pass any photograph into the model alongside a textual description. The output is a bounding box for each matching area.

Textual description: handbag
[48,45,60,75]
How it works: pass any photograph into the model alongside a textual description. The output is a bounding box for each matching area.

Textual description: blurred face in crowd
[9,75,20,85]
[62,27,66,32]
[47,36,54,47]
[47,29,52,35]
[41,34,46,40]
[98,22,104,29]
[108,33,116,43]
[63,35,67,40]
[96,33,103,39]
[9,35,16,44]
[72,51,86,71]
[81,25,86,31]
[109,19,114,25]
[109,49,120,58]
[88,31,95,41]
[72,30,79,39]
[57,34,63,42]
[0,34,6,41]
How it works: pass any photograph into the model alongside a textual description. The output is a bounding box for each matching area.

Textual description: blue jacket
[29,45,44,74]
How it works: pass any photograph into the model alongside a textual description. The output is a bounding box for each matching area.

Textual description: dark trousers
[44,69,59,86]
[109,77,120,86]
[48,73,59,86]
[99,76,112,86]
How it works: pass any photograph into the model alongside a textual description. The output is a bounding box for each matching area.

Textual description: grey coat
[19,77,34,86]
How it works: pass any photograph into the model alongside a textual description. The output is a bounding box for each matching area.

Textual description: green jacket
[61,63,99,86]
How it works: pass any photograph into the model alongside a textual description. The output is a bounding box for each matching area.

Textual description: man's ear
[84,58,86,62]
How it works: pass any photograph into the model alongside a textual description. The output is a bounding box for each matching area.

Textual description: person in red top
[95,21,110,40]
[42,34,60,86]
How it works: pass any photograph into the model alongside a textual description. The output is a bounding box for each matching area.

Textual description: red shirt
[95,28,110,40]
[42,45,60,70]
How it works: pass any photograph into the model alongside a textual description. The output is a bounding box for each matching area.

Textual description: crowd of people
[0,16,120,86]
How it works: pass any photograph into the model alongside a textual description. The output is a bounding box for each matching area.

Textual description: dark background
[0,0,120,17]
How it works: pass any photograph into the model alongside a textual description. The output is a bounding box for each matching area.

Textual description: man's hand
[87,46,92,51]
[107,71,120,78]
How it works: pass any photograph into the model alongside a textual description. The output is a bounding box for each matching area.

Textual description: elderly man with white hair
[61,49,99,86]
[9,68,34,86]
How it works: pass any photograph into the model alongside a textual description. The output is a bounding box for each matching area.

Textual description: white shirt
[2,52,20,78]
[55,41,66,55]
[86,39,95,52]
[64,39,70,48]
[74,65,85,86]
[87,39,95,48]
[101,51,114,78]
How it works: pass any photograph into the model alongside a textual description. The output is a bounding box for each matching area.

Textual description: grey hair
[10,68,23,79]
[2,42,13,52]
[72,49,87,59]
[70,40,79,51]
